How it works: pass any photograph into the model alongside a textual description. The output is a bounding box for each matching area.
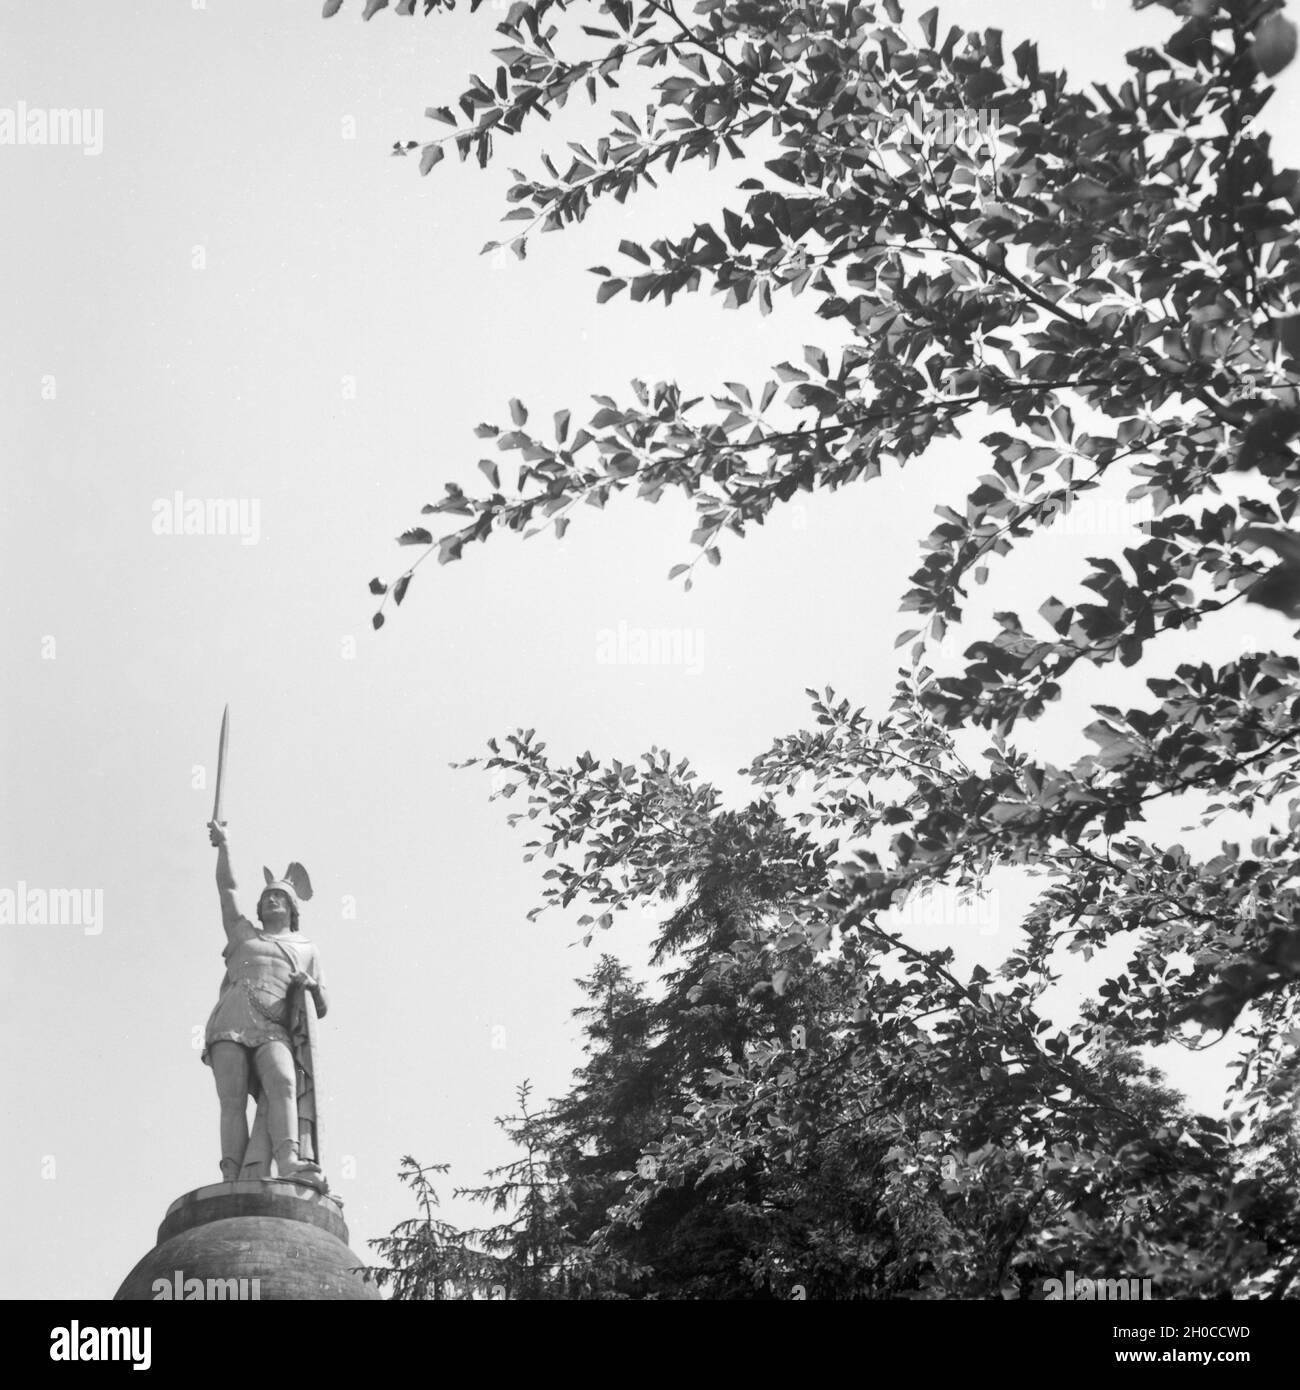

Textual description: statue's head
[258,862,312,933]
[257,885,299,932]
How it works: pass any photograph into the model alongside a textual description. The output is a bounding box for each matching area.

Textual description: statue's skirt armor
[202,923,318,1066]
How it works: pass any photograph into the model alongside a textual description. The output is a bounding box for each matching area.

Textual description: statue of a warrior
[203,819,328,1190]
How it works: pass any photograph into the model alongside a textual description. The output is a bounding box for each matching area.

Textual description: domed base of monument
[114,1180,382,1301]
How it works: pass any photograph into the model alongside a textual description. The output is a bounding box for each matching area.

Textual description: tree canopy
[332,0,1300,1297]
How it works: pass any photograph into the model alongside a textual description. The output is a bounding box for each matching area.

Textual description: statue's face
[259,889,292,928]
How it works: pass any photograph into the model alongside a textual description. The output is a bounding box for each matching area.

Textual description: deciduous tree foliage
[333,0,1300,1295]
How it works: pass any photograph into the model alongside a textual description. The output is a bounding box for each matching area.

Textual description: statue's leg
[252,1041,311,1174]
[252,1041,296,1163]
[209,1041,251,1182]
[240,1098,272,1179]
[253,1041,326,1189]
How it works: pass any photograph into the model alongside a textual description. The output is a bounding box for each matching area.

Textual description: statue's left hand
[288,970,315,991]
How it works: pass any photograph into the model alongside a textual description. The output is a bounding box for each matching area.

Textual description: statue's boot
[241,1100,272,1179]
[274,1140,329,1193]
[219,1157,241,1184]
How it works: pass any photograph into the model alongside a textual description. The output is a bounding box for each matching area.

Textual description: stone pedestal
[114,1180,382,1301]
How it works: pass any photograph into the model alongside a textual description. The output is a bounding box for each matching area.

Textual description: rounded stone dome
[115,1180,383,1301]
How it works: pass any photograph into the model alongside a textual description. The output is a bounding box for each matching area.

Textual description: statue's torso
[203,921,320,1060]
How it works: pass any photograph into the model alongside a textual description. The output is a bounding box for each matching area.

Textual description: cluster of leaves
[349,0,1300,634]
[367,829,1299,1296]
[331,0,1300,1294]
[363,1159,500,1298]
[364,1083,644,1299]
[393,728,1296,1296]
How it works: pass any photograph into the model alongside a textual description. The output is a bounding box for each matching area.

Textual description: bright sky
[2,0,1297,1299]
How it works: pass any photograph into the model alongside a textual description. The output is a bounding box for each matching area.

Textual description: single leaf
[1274,315,1300,362]
[1253,14,1297,77]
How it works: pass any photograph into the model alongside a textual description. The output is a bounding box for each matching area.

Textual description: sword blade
[212,704,230,822]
